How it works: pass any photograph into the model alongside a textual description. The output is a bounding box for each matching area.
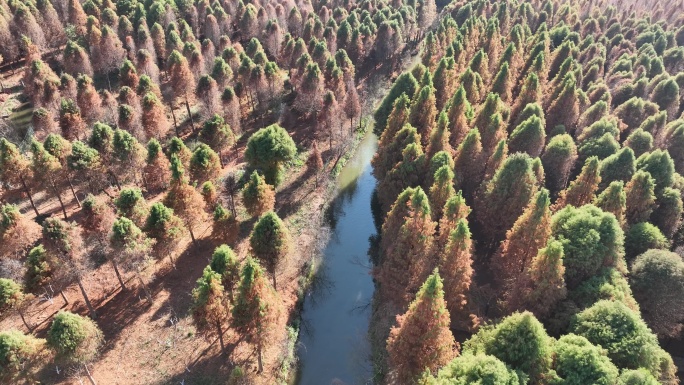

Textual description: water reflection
[296,134,378,385]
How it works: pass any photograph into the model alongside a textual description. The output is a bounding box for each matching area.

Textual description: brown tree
[231,257,281,373]
[141,93,171,140]
[75,75,102,125]
[440,219,474,328]
[191,267,230,354]
[143,139,170,192]
[30,139,68,219]
[167,50,196,132]
[343,80,361,134]
[625,170,657,225]
[516,239,567,319]
[492,189,552,294]
[0,204,41,260]
[164,155,206,243]
[552,157,601,211]
[378,187,436,308]
[0,139,40,217]
[42,218,97,318]
[386,270,457,383]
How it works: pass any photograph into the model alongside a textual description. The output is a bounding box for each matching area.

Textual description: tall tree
[141,93,171,140]
[191,267,230,354]
[551,205,625,288]
[0,329,45,382]
[1,204,41,262]
[244,124,297,186]
[508,115,545,158]
[164,156,206,243]
[453,129,484,201]
[167,50,196,132]
[209,245,240,301]
[47,311,102,385]
[30,140,68,219]
[378,187,436,308]
[624,171,657,225]
[594,181,627,226]
[249,211,290,289]
[428,165,456,221]
[492,189,552,293]
[553,156,601,211]
[200,114,235,166]
[437,191,472,250]
[231,257,280,373]
[630,249,684,338]
[42,218,97,317]
[144,139,171,191]
[599,148,636,190]
[386,270,456,383]
[519,239,567,318]
[0,139,39,217]
[242,171,276,218]
[144,202,186,263]
[439,219,474,328]
[477,153,539,244]
[541,134,578,194]
[189,143,221,184]
[636,150,675,196]
[109,217,153,297]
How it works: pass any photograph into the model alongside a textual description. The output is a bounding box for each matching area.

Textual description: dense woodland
[0,0,434,382]
[371,0,684,384]
[1,0,684,383]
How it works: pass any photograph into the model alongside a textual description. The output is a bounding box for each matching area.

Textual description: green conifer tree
[249,211,291,289]
[477,153,539,243]
[594,181,627,226]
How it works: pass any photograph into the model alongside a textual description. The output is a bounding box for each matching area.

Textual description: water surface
[296,133,378,385]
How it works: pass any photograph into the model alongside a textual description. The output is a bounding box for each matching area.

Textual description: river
[295,132,378,385]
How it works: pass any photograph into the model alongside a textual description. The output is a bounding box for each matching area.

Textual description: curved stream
[295,133,378,385]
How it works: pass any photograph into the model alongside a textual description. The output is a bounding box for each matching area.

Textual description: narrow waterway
[295,133,378,385]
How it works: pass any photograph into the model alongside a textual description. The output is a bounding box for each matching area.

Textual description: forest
[370,0,684,384]
[0,0,683,383]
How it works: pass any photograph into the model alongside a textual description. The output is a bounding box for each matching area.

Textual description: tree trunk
[257,344,264,373]
[272,273,277,291]
[184,94,195,133]
[18,308,32,331]
[84,363,97,385]
[67,174,81,207]
[52,182,68,219]
[108,170,121,190]
[76,277,97,319]
[171,105,179,135]
[189,226,196,244]
[216,320,225,354]
[20,175,40,217]
[60,290,69,306]
[136,273,153,303]
[111,261,126,290]
[229,195,236,217]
